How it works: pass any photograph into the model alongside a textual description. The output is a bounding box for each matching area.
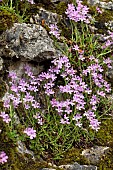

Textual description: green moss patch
[0,8,18,33]
[56,2,67,15]
[0,80,7,99]
[96,119,113,146]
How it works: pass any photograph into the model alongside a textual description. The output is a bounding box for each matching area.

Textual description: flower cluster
[83,62,111,92]
[0,151,8,164]
[3,48,111,133]
[65,1,91,23]
[2,66,41,138]
[4,67,40,111]
[37,53,111,131]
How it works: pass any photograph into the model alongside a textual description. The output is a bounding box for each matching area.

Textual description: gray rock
[87,0,99,6]
[0,57,3,71]
[59,162,97,170]
[51,0,59,2]
[99,1,113,10]
[16,140,35,160]
[105,21,113,31]
[106,60,113,85]
[30,7,62,26]
[82,146,109,165]
[41,169,56,170]
[51,0,68,3]
[0,23,59,62]
[87,0,113,10]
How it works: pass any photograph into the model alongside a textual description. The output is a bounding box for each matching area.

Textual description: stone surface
[99,1,113,10]
[0,23,59,62]
[30,7,62,26]
[41,162,97,170]
[51,0,67,3]
[0,57,3,71]
[105,20,113,31]
[42,168,56,170]
[106,60,113,86]
[16,140,35,160]
[87,0,99,6]
[88,0,113,10]
[82,146,110,165]
[59,162,97,170]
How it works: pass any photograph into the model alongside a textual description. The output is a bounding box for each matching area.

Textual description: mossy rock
[58,147,88,166]
[98,148,113,169]
[0,133,48,170]
[93,118,113,169]
[0,8,18,33]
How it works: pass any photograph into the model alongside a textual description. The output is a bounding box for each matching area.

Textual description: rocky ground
[0,0,113,169]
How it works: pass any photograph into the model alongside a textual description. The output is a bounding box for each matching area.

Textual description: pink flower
[97,90,106,97]
[24,127,36,139]
[103,58,112,68]
[73,44,79,51]
[79,54,85,61]
[28,0,35,4]
[33,113,44,125]
[89,118,101,131]
[0,151,8,164]
[8,71,17,79]
[96,7,102,14]
[0,112,11,123]
[49,24,60,39]
[76,121,82,127]
[73,114,82,121]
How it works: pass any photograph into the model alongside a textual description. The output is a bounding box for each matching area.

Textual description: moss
[96,119,113,146]
[98,148,113,169]
[0,101,4,110]
[56,2,67,15]
[35,0,52,5]
[0,119,48,169]
[93,119,113,169]
[0,8,18,33]
[0,79,7,99]
[58,147,88,166]
[0,137,49,170]
[34,1,55,12]
[8,148,48,170]
[82,1,113,34]
[56,118,113,168]
[18,2,40,23]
